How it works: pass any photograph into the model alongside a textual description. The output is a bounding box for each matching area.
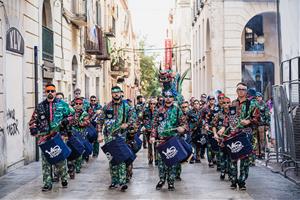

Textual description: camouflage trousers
[206,143,217,163]
[249,130,258,164]
[230,157,250,186]
[93,141,99,157]
[110,162,127,185]
[42,153,67,187]
[75,156,83,173]
[157,154,176,184]
[175,163,182,178]
[192,143,206,161]
[219,148,230,175]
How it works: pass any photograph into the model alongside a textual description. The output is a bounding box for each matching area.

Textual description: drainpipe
[277,0,282,84]
[61,0,64,68]
[34,46,39,161]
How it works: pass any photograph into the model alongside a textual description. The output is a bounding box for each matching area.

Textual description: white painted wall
[173,0,192,100]
[280,0,300,61]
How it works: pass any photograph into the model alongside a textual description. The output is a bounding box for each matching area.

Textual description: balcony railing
[42,26,54,62]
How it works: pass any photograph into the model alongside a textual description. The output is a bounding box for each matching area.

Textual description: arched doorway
[241,12,278,100]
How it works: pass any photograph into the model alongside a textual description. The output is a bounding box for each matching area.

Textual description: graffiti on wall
[6,109,20,136]
[0,126,4,135]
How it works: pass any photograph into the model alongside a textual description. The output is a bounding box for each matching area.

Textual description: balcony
[96,36,110,61]
[42,26,54,62]
[110,57,126,78]
[85,26,105,55]
[68,0,87,26]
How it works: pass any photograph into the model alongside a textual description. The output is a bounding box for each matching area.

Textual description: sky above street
[128,0,174,60]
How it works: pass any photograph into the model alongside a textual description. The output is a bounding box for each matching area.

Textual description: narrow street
[1,148,300,200]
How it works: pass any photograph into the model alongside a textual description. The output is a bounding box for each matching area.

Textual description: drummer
[140,97,159,165]
[64,97,90,178]
[218,82,260,190]
[97,86,136,192]
[202,95,221,168]
[187,99,203,164]
[212,96,231,181]
[150,90,187,191]
[29,83,71,191]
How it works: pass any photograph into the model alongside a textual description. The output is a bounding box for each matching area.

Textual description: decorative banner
[164,39,172,70]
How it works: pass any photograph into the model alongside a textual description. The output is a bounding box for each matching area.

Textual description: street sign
[6,27,24,55]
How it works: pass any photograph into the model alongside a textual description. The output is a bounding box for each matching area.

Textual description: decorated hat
[256,92,262,97]
[111,86,122,93]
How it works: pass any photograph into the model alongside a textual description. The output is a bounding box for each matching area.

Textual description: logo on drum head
[227,141,244,153]
[197,136,206,145]
[105,152,113,161]
[162,146,178,159]
[45,145,62,158]
[230,108,236,115]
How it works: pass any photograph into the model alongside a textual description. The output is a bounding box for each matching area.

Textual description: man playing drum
[29,83,71,191]
[218,82,260,190]
[150,90,187,191]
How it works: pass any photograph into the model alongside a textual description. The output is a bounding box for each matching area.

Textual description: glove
[30,128,38,136]
[62,117,70,126]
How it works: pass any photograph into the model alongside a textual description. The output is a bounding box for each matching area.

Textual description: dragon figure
[158,67,190,104]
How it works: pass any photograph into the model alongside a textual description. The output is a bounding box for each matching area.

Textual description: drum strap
[245,99,250,116]
[122,102,126,123]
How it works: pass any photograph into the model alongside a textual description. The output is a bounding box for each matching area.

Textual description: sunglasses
[218,97,224,99]
[165,95,173,98]
[90,99,96,102]
[75,93,81,95]
[46,90,55,93]
[75,103,83,105]
[223,102,230,104]
[209,98,215,100]
[150,103,156,105]
[181,106,188,109]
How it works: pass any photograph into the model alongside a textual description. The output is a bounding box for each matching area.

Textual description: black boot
[62,180,68,188]
[109,183,118,189]
[41,185,52,192]
[156,180,165,190]
[220,173,225,180]
[230,183,237,189]
[168,183,175,191]
[120,184,128,192]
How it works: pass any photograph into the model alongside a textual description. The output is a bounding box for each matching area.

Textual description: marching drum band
[29,72,270,193]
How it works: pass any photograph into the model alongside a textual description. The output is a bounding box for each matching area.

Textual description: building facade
[191,0,279,99]
[0,0,139,176]
[170,0,192,100]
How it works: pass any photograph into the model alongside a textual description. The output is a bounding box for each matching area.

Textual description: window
[96,2,101,26]
[245,15,264,52]
[242,62,274,100]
